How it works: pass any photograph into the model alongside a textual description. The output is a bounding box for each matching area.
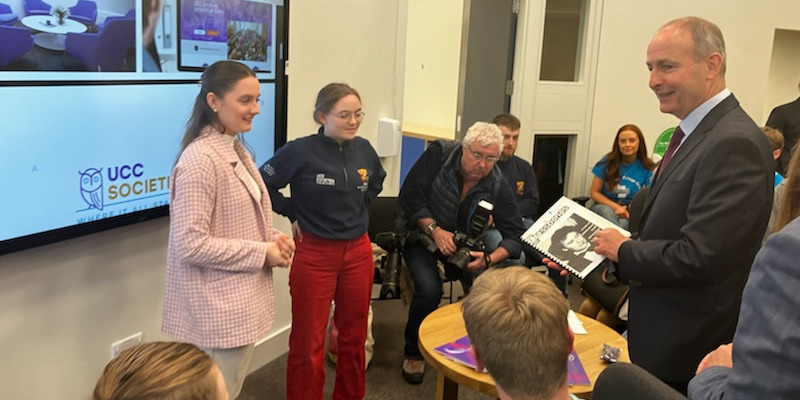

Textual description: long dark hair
[774,141,800,232]
[178,61,256,157]
[603,124,656,190]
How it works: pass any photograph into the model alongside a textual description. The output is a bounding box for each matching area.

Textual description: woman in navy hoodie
[260,83,386,400]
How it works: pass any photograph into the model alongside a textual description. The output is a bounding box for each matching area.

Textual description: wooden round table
[418,302,630,399]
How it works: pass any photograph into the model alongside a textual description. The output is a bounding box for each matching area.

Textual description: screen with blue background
[0,82,276,243]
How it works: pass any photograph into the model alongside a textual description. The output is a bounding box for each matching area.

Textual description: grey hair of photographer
[463,122,504,153]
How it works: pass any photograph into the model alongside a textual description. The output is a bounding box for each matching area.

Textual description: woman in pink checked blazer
[162,61,294,400]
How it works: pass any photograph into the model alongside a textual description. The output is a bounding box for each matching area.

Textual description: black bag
[580,261,629,317]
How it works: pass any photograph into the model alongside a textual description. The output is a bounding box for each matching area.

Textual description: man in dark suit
[766,80,800,176]
[588,17,774,394]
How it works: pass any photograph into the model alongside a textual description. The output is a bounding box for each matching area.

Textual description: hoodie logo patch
[261,163,276,176]
[316,173,335,186]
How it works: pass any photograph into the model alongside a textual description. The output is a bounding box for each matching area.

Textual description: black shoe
[401,358,425,384]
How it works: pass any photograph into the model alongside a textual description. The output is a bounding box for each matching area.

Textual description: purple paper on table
[435,335,591,385]
[567,349,591,386]
[433,335,480,370]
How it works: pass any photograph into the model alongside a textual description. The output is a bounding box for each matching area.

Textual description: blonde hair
[462,267,570,399]
[762,126,785,151]
[93,342,220,400]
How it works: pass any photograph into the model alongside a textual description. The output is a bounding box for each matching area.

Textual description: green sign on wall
[653,127,676,159]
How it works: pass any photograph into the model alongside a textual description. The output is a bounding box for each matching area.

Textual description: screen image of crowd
[179,0,272,43]
[227,22,268,63]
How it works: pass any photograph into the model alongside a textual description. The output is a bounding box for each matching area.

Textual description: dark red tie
[656,126,685,180]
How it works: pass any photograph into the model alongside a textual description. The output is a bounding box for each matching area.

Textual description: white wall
[763,29,800,119]
[0,2,405,399]
[402,0,463,133]
[585,0,800,187]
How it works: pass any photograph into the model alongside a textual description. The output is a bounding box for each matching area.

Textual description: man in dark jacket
[398,121,525,384]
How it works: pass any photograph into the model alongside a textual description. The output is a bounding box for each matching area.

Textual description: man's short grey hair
[463,122,503,155]
[662,16,727,75]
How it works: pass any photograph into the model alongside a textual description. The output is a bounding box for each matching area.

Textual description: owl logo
[515,181,524,195]
[357,168,369,183]
[79,168,104,210]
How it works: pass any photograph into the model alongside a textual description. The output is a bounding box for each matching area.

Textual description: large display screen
[0,0,286,255]
[0,82,276,243]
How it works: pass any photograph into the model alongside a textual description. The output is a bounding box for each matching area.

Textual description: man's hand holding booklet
[521,196,631,279]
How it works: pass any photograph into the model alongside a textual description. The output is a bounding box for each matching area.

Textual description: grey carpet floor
[239,278,586,400]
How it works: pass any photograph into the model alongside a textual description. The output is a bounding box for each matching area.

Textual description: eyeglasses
[333,111,366,121]
[467,144,499,163]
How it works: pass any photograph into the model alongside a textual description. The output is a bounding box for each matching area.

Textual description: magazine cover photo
[521,196,630,278]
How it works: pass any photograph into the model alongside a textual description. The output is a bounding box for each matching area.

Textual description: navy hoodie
[260,128,386,240]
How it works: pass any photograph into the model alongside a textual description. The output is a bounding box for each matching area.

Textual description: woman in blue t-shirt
[590,124,656,229]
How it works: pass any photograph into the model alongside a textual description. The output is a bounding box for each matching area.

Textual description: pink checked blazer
[162,127,278,349]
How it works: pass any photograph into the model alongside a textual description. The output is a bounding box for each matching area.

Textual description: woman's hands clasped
[266,232,295,268]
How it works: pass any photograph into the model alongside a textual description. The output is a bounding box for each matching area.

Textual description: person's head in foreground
[93,341,228,400]
[462,266,573,400]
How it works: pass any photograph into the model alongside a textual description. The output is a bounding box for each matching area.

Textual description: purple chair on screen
[0,2,19,25]
[68,0,97,26]
[98,8,134,29]
[24,0,51,16]
[65,17,135,71]
[0,25,34,68]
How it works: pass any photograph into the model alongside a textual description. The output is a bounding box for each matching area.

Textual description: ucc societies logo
[79,167,104,210]
[78,163,170,216]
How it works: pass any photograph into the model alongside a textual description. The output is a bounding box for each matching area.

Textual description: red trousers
[286,232,373,400]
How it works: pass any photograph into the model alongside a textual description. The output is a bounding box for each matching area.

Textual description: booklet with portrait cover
[520,196,630,279]
[433,335,591,386]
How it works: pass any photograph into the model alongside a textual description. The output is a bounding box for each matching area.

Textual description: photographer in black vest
[398,121,525,384]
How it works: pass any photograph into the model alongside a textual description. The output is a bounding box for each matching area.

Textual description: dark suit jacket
[688,217,800,400]
[595,363,687,400]
[617,94,774,385]
[766,97,800,175]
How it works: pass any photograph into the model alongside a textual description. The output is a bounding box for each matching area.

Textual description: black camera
[418,200,494,280]
[375,232,404,299]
